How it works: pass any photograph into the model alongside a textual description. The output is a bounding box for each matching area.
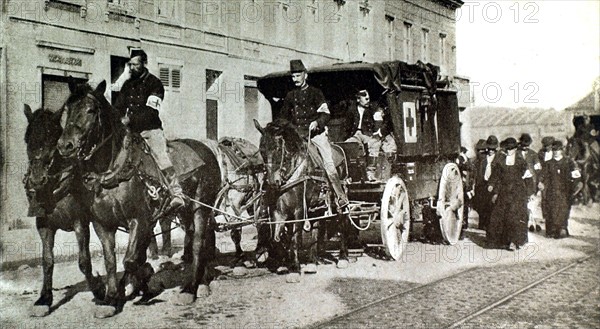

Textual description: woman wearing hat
[519,133,542,232]
[538,141,582,238]
[473,135,499,231]
[487,137,532,250]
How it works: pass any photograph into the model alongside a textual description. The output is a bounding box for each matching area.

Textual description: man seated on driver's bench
[344,89,397,182]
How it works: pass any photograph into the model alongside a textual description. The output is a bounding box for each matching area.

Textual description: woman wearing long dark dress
[487,138,532,250]
[538,141,581,238]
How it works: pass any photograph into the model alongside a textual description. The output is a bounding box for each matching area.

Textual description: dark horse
[23,104,103,316]
[254,119,350,281]
[56,81,221,317]
[567,136,600,204]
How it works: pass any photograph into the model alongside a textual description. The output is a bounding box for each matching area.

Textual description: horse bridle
[264,135,291,184]
[68,93,113,162]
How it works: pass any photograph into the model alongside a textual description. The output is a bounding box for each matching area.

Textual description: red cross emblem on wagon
[403,102,417,143]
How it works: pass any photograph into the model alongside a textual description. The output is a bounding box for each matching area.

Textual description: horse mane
[263,118,306,154]
[24,108,63,149]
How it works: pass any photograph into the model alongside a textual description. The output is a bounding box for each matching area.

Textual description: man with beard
[112,48,185,210]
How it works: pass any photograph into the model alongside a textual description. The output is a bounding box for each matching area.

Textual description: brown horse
[254,119,350,281]
[23,104,103,316]
[56,81,221,317]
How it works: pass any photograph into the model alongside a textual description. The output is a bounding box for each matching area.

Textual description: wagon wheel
[437,163,464,245]
[380,176,411,260]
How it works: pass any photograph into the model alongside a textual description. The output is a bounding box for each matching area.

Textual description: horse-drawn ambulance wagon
[256,60,465,261]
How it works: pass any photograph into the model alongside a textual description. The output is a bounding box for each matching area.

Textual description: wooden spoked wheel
[380,176,411,260]
[437,163,464,245]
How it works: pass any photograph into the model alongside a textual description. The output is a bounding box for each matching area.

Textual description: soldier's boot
[329,172,349,211]
[366,156,379,183]
[163,166,185,210]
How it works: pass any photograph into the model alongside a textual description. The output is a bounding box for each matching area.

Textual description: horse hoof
[94,305,117,318]
[286,273,301,283]
[232,266,248,277]
[336,259,349,269]
[256,251,269,264]
[303,264,318,274]
[276,266,289,275]
[197,285,211,298]
[243,260,256,269]
[124,283,136,298]
[30,305,50,317]
[171,292,195,306]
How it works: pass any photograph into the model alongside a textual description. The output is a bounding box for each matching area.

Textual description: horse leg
[31,218,55,316]
[286,221,301,283]
[147,231,159,260]
[73,219,104,300]
[121,218,153,300]
[92,222,119,318]
[305,222,320,275]
[181,209,194,264]
[231,228,243,261]
[173,206,214,305]
[160,216,172,257]
[336,214,350,269]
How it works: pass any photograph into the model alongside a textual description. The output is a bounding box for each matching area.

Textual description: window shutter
[159,67,170,86]
[171,69,181,89]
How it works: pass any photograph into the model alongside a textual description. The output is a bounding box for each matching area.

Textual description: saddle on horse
[85,132,204,213]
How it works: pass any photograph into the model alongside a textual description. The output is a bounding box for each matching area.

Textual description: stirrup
[168,195,185,210]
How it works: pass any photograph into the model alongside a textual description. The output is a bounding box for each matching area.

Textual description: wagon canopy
[257,61,461,158]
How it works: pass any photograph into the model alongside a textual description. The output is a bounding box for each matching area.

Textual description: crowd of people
[461,133,582,251]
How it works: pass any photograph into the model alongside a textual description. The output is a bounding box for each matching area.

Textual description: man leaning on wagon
[344,89,397,182]
[280,59,349,209]
[110,48,185,211]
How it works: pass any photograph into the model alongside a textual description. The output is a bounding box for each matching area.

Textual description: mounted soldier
[279,59,349,209]
[110,48,185,211]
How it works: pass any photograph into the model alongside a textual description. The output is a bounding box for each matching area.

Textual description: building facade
[0,0,464,228]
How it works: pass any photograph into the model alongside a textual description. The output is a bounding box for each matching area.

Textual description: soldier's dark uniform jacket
[114,70,165,134]
[345,101,390,138]
[281,85,329,139]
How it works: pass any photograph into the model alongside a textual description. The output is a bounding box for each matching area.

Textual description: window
[439,33,447,74]
[422,28,429,62]
[385,15,395,60]
[43,75,87,111]
[159,64,182,92]
[157,0,177,19]
[403,22,413,62]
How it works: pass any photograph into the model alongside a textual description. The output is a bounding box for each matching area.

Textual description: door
[206,99,218,140]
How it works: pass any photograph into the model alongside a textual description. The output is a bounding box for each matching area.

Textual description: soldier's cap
[485,135,499,149]
[290,59,307,73]
[551,140,564,150]
[475,139,487,151]
[519,133,532,147]
[541,136,555,147]
[504,137,518,150]
[129,48,148,62]
[355,89,369,97]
